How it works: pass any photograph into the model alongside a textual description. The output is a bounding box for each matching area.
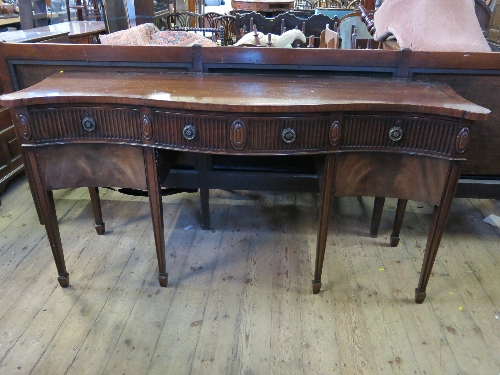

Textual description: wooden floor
[1,174,500,375]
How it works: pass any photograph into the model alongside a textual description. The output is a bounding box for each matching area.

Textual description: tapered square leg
[26,147,70,288]
[158,273,168,287]
[415,163,462,303]
[415,288,426,304]
[313,155,336,295]
[58,273,70,288]
[312,280,322,294]
[88,187,105,235]
[144,147,168,288]
[370,197,385,238]
[390,199,407,247]
[196,154,212,230]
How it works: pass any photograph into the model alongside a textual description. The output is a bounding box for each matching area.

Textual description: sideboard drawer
[27,107,142,143]
[152,111,334,153]
[153,111,228,151]
[244,116,333,153]
[342,114,461,156]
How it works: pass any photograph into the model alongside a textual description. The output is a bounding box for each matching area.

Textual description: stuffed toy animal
[275,29,307,48]
[234,29,306,48]
[234,31,265,46]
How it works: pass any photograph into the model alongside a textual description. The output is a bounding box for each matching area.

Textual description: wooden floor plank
[322,197,379,375]
[98,193,195,375]
[406,199,500,374]
[351,197,458,375]
[0,191,154,374]
[145,192,234,375]
[367,198,462,375]
[0,188,119,369]
[1,177,500,375]
[295,193,342,375]
[28,192,183,375]
[190,191,261,375]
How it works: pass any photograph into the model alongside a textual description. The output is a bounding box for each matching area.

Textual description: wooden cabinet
[0,108,23,197]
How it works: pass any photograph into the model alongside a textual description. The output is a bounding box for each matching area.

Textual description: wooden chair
[295,0,342,8]
[65,0,102,21]
[201,11,222,28]
[235,11,269,36]
[166,11,201,29]
[212,15,236,45]
[319,23,339,47]
[338,10,372,48]
[344,0,360,8]
[294,0,314,9]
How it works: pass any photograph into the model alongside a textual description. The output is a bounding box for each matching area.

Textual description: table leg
[196,154,211,230]
[370,196,385,238]
[312,154,336,294]
[390,199,407,247]
[88,187,105,235]
[144,147,168,287]
[22,148,44,225]
[25,149,69,287]
[415,163,462,303]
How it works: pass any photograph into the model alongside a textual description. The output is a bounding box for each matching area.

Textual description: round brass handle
[282,128,296,144]
[388,126,403,142]
[82,115,96,132]
[183,124,196,140]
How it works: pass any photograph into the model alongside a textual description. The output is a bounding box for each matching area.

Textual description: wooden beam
[134,0,155,25]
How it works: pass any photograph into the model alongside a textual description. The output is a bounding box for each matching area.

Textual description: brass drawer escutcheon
[183,124,196,140]
[281,128,296,144]
[82,115,96,132]
[388,126,403,142]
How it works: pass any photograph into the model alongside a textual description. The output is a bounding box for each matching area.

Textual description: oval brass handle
[82,115,96,132]
[183,124,196,140]
[282,128,296,144]
[388,126,403,142]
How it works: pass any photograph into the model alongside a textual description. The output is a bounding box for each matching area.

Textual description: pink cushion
[373,0,491,52]
[99,23,217,47]
[99,23,159,45]
[152,31,217,47]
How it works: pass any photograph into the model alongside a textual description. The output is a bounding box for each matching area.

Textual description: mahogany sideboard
[0,71,489,303]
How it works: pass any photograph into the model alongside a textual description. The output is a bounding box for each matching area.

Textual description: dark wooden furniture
[0,29,70,43]
[0,21,105,44]
[0,107,23,201]
[53,20,105,43]
[0,72,488,303]
[65,0,102,22]
[232,0,296,14]
[235,11,336,39]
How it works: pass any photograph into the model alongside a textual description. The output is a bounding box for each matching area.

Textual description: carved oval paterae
[456,127,470,154]
[82,114,96,132]
[329,121,341,146]
[183,124,196,141]
[281,128,296,144]
[18,114,31,140]
[142,114,153,141]
[230,119,247,151]
[388,126,403,142]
